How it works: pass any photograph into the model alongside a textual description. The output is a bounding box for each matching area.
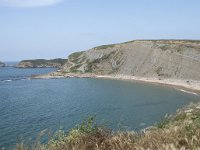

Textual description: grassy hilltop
[16,59,67,68]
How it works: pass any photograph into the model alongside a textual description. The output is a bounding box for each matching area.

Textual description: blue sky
[0,0,200,61]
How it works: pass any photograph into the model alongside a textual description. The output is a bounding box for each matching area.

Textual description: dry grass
[15,103,200,150]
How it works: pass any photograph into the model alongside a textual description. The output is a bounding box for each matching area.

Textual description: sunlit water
[0,67,199,149]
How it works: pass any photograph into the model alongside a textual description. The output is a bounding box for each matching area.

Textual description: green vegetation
[156,117,170,129]
[67,51,86,72]
[84,52,116,73]
[155,66,163,76]
[93,40,200,50]
[94,44,116,50]
[91,39,200,51]
[137,39,200,43]
[123,40,135,44]
[159,45,170,51]
[179,40,200,43]
[15,102,200,150]
[50,59,68,66]
[93,40,135,49]
[85,60,94,73]
[68,51,85,62]
[70,64,82,73]
[176,46,182,53]
[18,59,67,67]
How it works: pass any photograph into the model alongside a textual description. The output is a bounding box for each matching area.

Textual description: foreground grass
[16,103,200,150]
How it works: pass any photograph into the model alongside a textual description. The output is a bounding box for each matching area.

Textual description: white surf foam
[0,78,28,83]
[178,89,199,96]
[4,80,12,82]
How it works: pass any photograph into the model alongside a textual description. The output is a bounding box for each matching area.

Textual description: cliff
[16,58,67,68]
[0,61,5,67]
[61,40,200,80]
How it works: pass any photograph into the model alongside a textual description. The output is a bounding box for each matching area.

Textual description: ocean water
[0,67,199,149]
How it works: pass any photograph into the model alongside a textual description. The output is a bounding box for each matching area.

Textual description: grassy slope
[68,51,85,62]
[93,40,200,49]
[16,102,200,150]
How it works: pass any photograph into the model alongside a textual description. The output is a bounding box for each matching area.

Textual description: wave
[178,89,199,96]
[0,78,28,83]
[4,80,12,82]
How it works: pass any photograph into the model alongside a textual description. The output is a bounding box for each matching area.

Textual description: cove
[0,75,199,148]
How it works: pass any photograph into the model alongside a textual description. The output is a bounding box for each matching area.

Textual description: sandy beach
[96,74,200,95]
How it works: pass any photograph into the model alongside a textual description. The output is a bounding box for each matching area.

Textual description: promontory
[16,58,67,68]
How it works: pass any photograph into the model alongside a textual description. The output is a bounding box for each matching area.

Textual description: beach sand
[96,74,200,95]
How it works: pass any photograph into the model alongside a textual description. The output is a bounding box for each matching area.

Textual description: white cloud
[0,0,63,7]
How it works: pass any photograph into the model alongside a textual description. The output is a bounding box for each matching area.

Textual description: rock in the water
[0,61,5,67]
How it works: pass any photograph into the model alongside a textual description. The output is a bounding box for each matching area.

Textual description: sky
[0,0,200,61]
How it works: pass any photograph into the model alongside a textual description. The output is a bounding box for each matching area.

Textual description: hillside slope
[61,40,200,80]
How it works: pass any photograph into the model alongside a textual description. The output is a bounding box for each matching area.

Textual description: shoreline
[32,73,200,96]
[96,75,200,96]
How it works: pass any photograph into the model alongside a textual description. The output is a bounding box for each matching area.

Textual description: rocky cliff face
[16,59,67,68]
[0,61,5,67]
[61,40,200,80]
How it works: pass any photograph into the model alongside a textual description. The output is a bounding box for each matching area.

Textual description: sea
[0,64,199,149]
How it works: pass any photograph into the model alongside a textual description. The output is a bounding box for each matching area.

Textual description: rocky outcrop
[61,40,200,80]
[0,61,5,67]
[16,58,67,68]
